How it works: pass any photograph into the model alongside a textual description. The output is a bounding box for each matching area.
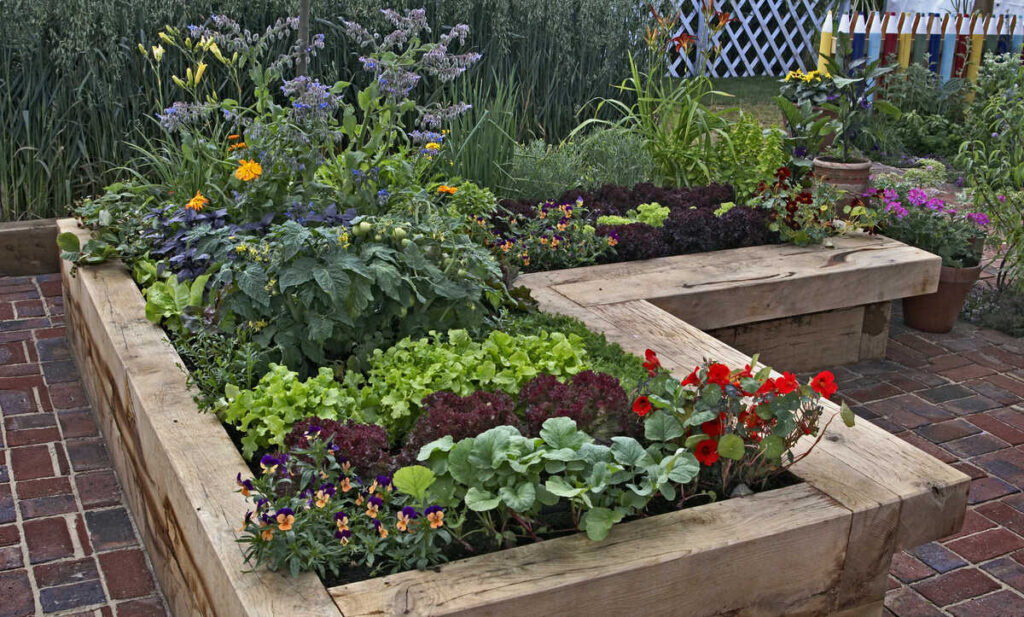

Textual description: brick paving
[825,305,1024,617]
[0,274,169,617]
[3,268,1024,616]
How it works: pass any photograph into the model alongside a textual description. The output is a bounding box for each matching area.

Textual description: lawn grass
[709,76,781,128]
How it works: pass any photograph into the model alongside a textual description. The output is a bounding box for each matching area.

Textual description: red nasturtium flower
[775,372,800,395]
[681,366,701,387]
[632,395,653,417]
[643,349,661,377]
[810,370,838,399]
[707,363,731,389]
[756,378,776,396]
[701,411,727,437]
[694,439,720,466]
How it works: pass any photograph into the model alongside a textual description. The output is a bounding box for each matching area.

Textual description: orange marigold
[234,159,263,182]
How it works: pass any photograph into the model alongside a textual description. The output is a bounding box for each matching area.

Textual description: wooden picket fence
[816,12,1024,82]
[667,0,826,78]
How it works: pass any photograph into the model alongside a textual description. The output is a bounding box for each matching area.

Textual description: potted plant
[777,69,839,151]
[811,38,899,196]
[867,179,989,332]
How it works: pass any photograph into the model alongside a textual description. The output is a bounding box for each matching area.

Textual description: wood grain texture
[330,483,851,617]
[859,301,892,360]
[59,220,341,617]
[517,234,940,331]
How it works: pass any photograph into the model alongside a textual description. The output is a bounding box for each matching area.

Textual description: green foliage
[499,198,614,273]
[354,329,591,437]
[143,272,210,334]
[899,159,949,189]
[748,176,877,247]
[499,310,648,393]
[417,418,698,543]
[220,364,361,459]
[879,63,966,120]
[218,216,502,375]
[596,202,670,228]
[710,112,786,199]
[438,74,518,193]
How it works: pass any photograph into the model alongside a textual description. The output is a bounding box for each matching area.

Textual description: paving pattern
[3,272,1024,617]
[0,274,169,617]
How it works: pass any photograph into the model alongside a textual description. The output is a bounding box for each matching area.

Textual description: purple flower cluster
[281,76,343,123]
[156,102,213,133]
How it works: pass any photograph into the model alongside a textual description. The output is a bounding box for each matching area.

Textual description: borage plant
[632,351,855,496]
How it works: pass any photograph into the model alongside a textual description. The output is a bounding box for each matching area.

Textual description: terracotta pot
[813,157,872,197]
[902,265,982,333]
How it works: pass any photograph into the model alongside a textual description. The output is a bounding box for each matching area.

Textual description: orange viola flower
[275,508,295,532]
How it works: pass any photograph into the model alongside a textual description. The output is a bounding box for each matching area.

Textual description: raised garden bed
[60,218,967,617]
[519,234,941,372]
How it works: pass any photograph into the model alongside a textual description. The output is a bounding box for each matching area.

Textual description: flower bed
[61,217,968,617]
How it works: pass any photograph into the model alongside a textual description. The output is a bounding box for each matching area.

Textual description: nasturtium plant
[633,350,853,496]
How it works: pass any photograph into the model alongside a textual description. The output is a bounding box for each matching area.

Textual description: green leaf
[717,434,745,460]
[56,232,80,253]
[610,436,649,466]
[545,476,587,498]
[539,417,587,449]
[662,450,700,484]
[188,274,210,306]
[417,436,454,461]
[841,401,856,427]
[237,266,269,307]
[760,435,786,462]
[644,410,685,442]
[465,487,501,512]
[499,482,536,512]
[393,465,436,502]
[580,507,624,541]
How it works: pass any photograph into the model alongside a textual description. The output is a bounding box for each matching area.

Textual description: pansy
[606,231,620,247]
[372,518,389,538]
[632,395,652,417]
[304,425,322,439]
[365,495,383,518]
[694,439,720,466]
[642,349,661,376]
[275,508,295,531]
[397,506,418,532]
[334,528,352,545]
[314,484,335,508]
[239,510,253,532]
[424,505,445,529]
[334,511,350,532]
[234,159,263,182]
[810,371,837,399]
[259,454,281,475]
[235,473,254,497]
[375,475,394,492]
[339,476,352,492]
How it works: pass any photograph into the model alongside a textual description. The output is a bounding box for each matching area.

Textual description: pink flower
[966,212,990,226]
[907,188,928,206]
[998,195,1007,203]
[882,188,899,201]
[925,197,944,210]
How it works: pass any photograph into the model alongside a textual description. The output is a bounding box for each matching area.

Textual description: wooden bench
[518,234,941,371]
[58,219,966,617]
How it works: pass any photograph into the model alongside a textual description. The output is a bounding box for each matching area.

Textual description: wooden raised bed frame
[59,219,966,617]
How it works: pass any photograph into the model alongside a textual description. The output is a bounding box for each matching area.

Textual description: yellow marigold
[235,159,263,182]
[185,190,209,211]
[424,142,441,151]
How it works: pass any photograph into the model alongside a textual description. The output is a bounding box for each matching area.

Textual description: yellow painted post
[967,14,986,85]
[897,12,914,67]
[818,10,833,72]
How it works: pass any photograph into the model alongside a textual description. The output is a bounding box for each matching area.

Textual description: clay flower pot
[813,157,872,197]
[902,265,983,333]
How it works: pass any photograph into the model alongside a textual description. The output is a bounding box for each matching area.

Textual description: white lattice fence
[667,0,825,77]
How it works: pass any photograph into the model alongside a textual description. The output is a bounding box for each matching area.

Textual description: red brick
[33,326,65,340]
[0,375,44,391]
[894,333,948,357]
[115,597,166,617]
[943,433,1010,459]
[912,567,1000,605]
[47,381,87,409]
[846,382,903,403]
[37,279,61,298]
[947,528,1024,562]
[0,303,12,321]
[981,556,1024,593]
[4,413,56,430]
[928,353,972,371]
[0,569,34,617]
[884,586,945,617]
[952,461,988,479]
[945,508,997,540]
[969,476,1020,505]
[890,551,935,583]
[0,343,27,366]
[24,517,74,563]
[898,432,958,464]
[66,439,110,472]
[15,477,71,500]
[969,413,1024,445]
[33,557,99,588]
[0,545,22,571]
[916,418,981,444]
[966,379,1022,406]
[9,445,55,480]
[58,409,98,438]
[984,375,1024,399]
[976,501,1024,537]
[0,363,41,378]
[975,447,1024,486]
[75,470,121,509]
[0,525,18,546]
[992,407,1024,431]
[6,426,60,447]
[939,363,999,382]
[98,549,155,599]
[73,513,92,557]
[948,590,1024,617]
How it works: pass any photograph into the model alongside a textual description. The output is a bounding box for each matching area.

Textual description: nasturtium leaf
[684,433,708,449]
[760,435,786,462]
[841,401,856,427]
[465,487,501,512]
[499,482,536,512]
[56,232,80,253]
[581,507,624,541]
[644,410,685,442]
[393,465,436,502]
[717,434,746,460]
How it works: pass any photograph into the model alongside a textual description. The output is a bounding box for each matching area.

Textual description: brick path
[0,274,169,617]
[3,272,1024,616]
[827,306,1024,617]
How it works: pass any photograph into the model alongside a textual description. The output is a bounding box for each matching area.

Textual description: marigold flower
[810,370,837,399]
[632,395,652,417]
[234,159,263,182]
[694,439,720,466]
[425,505,445,529]
[185,190,209,211]
[228,141,247,152]
[228,134,241,141]
[437,184,457,195]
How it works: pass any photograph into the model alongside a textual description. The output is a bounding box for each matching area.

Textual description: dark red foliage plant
[519,370,638,438]
[284,418,391,476]
[397,390,520,466]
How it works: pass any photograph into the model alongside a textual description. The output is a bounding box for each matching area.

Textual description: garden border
[1,218,59,276]
[58,219,967,617]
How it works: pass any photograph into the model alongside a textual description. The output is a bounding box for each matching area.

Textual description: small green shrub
[596,202,669,227]
[710,112,786,199]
